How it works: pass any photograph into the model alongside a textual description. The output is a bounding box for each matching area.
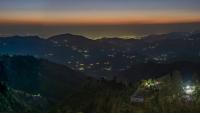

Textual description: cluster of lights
[183,85,195,95]
[142,79,197,96]
[143,79,160,88]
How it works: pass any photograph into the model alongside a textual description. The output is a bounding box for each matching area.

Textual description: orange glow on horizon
[0,10,200,25]
[1,16,200,26]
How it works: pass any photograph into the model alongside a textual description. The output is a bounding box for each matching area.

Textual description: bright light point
[186,85,190,89]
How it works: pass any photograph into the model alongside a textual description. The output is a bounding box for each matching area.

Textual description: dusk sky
[0,0,200,38]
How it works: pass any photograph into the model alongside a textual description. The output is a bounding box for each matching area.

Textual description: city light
[143,79,160,89]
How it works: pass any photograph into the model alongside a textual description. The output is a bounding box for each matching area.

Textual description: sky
[0,0,200,38]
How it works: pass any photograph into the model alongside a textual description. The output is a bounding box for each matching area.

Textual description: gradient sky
[0,0,200,38]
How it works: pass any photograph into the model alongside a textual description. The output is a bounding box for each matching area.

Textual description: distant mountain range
[1,32,200,78]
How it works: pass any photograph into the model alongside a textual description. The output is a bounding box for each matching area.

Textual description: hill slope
[0,55,86,101]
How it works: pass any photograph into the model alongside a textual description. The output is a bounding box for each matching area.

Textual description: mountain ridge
[1,31,200,78]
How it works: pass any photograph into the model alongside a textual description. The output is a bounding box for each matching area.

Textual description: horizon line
[0,31,199,40]
[1,19,200,26]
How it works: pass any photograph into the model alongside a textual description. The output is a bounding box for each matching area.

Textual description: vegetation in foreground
[53,71,200,113]
[0,82,42,113]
